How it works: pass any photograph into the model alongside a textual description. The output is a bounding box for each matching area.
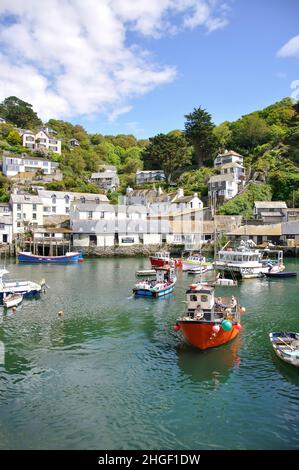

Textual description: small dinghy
[264,271,297,278]
[269,332,299,367]
[3,293,23,309]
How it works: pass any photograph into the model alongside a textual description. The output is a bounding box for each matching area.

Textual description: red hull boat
[149,252,172,268]
[175,283,245,350]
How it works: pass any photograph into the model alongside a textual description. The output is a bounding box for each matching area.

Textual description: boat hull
[18,252,83,263]
[264,272,297,278]
[133,283,175,297]
[177,321,239,350]
[4,295,23,308]
[149,257,169,268]
[269,332,299,367]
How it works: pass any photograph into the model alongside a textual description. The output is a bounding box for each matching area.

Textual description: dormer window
[95,197,100,204]
[65,195,70,204]
[81,197,86,203]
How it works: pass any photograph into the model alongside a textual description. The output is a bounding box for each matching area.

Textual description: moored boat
[133,266,177,298]
[182,254,210,272]
[264,271,297,278]
[214,241,284,279]
[18,251,83,263]
[269,332,299,367]
[174,283,245,350]
[3,293,23,309]
[0,269,43,302]
[149,252,173,268]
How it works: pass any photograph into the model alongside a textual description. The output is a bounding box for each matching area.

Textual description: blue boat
[133,266,176,298]
[18,251,83,263]
[264,271,297,278]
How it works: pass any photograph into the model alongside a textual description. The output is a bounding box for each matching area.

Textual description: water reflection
[271,353,299,387]
[176,336,241,387]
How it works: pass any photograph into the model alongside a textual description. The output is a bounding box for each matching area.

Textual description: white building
[208,174,239,200]
[136,170,165,185]
[2,152,59,177]
[71,204,162,247]
[10,194,43,234]
[69,138,80,147]
[0,216,13,244]
[214,150,244,168]
[19,129,61,154]
[37,190,109,216]
[90,166,120,192]
[125,187,203,214]
[220,162,245,183]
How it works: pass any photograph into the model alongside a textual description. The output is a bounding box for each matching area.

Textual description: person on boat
[194,305,203,320]
[230,296,237,308]
[215,297,223,307]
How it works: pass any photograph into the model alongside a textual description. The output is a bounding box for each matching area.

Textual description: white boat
[3,293,23,308]
[133,266,177,297]
[0,269,43,302]
[182,255,212,272]
[187,266,209,275]
[214,241,284,279]
[269,332,299,367]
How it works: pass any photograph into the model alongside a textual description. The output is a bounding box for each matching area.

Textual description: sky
[0,0,298,138]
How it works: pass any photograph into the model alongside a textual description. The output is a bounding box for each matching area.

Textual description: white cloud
[277,35,299,59]
[0,0,230,122]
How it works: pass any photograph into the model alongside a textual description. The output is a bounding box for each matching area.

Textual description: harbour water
[0,258,298,450]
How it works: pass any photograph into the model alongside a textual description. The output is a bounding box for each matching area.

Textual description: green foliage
[142,133,192,183]
[179,167,216,197]
[0,96,42,129]
[213,121,232,152]
[184,106,218,166]
[218,183,273,217]
[231,114,271,152]
[6,130,22,146]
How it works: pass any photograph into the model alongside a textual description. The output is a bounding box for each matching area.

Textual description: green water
[0,258,298,450]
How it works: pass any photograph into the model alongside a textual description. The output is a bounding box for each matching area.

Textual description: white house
[214,150,244,168]
[136,170,165,185]
[19,128,61,154]
[124,187,203,214]
[37,190,109,216]
[71,204,162,247]
[220,162,245,183]
[90,166,119,192]
[208,174,238,200]
[254,201,287,224]
[10,194,43,234]
[69,138,80,147]
[0,216,13,244]
[2,152,59,177]
[0,203,12,217]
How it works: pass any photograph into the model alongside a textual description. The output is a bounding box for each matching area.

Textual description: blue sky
[0,0,298,138]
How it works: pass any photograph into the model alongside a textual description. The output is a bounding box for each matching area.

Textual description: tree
[231,114,271,151]
[141,133,192,183]
[184,106,218,166]
[0,96,42,129]
[6,130,22,146]
[213,121,232,152]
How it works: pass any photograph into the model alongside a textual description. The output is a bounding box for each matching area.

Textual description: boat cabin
[155,266,175,283]
[153,252,170,260]
[184,284,239,323]
[217,249,261,264]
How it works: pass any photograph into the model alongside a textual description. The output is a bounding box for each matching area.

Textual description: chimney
[193,192,198,198]
[176,188,184,198]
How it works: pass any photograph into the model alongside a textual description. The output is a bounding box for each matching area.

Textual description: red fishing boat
[174,283,245,350]
[149,252,173,268]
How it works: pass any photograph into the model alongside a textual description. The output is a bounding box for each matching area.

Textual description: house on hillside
[253,201,287,224]
[136,170,165,185]
[37,189,109,216]
[214,150,244,168]
[2,152,59,177]
[10,193,43,234]
[208,174,238,201]
[19,128,61,154]
[69,138,80,147]
[220,162,245,183]
[90,166,119,191]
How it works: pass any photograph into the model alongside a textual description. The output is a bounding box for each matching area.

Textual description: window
[88,211,93,219]
[51,195,56,204]
[17,203,21,210]
[33,213,37,220]
[17,222,21,227]
[95,197,100,204]
[65,195,70,204]
[0,223,4,230]
[52,206,56,213]
[33,204,37,211]
[66,207,70,213]
[17,213,21,220]
[190,295,198,301]
[201,295,208,302]
[81,197,86,203]
[100,211,104,219]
